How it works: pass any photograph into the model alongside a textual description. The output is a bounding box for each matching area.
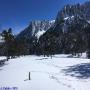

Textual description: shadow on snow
[63,63,90,79]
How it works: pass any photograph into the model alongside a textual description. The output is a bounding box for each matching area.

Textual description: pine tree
[1,28,16,59]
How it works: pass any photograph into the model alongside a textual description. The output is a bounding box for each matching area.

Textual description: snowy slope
[0,35,4,43]
[35,30,46,39]
[0,54,90,90]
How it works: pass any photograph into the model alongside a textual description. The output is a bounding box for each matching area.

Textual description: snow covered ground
[0,54,90,90]
[0,56,6,61]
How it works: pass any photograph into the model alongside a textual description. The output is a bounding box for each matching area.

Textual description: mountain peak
[17,20,55,40]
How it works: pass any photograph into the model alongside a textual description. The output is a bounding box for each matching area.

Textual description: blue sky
[0,0,89,34]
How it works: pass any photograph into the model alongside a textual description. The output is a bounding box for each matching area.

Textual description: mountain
[38,2,90,55]
[16,20,55,54]
[15,2,90,55]
[17,20,55,40]
[55,2,90,33]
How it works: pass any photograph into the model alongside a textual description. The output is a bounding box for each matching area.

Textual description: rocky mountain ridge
[16,1,90,55]
[17,20,55,40]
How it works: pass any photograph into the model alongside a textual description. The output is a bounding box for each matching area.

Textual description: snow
[64,16,74,20]
[0,56,6,61]
[87,20,90,23]
[0,35,4,43]
[31,20,55,39]
[71,16,74,19]
[64,17,69,20]
[50,20,55,23]
[35,20,55,39]
[0,54,90,90]
[35,30,46,39]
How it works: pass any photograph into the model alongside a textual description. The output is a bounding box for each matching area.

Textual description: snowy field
[0,56,6,61]
[0,54,90,90]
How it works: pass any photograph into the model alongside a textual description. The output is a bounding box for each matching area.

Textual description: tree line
[1,26,90,59]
